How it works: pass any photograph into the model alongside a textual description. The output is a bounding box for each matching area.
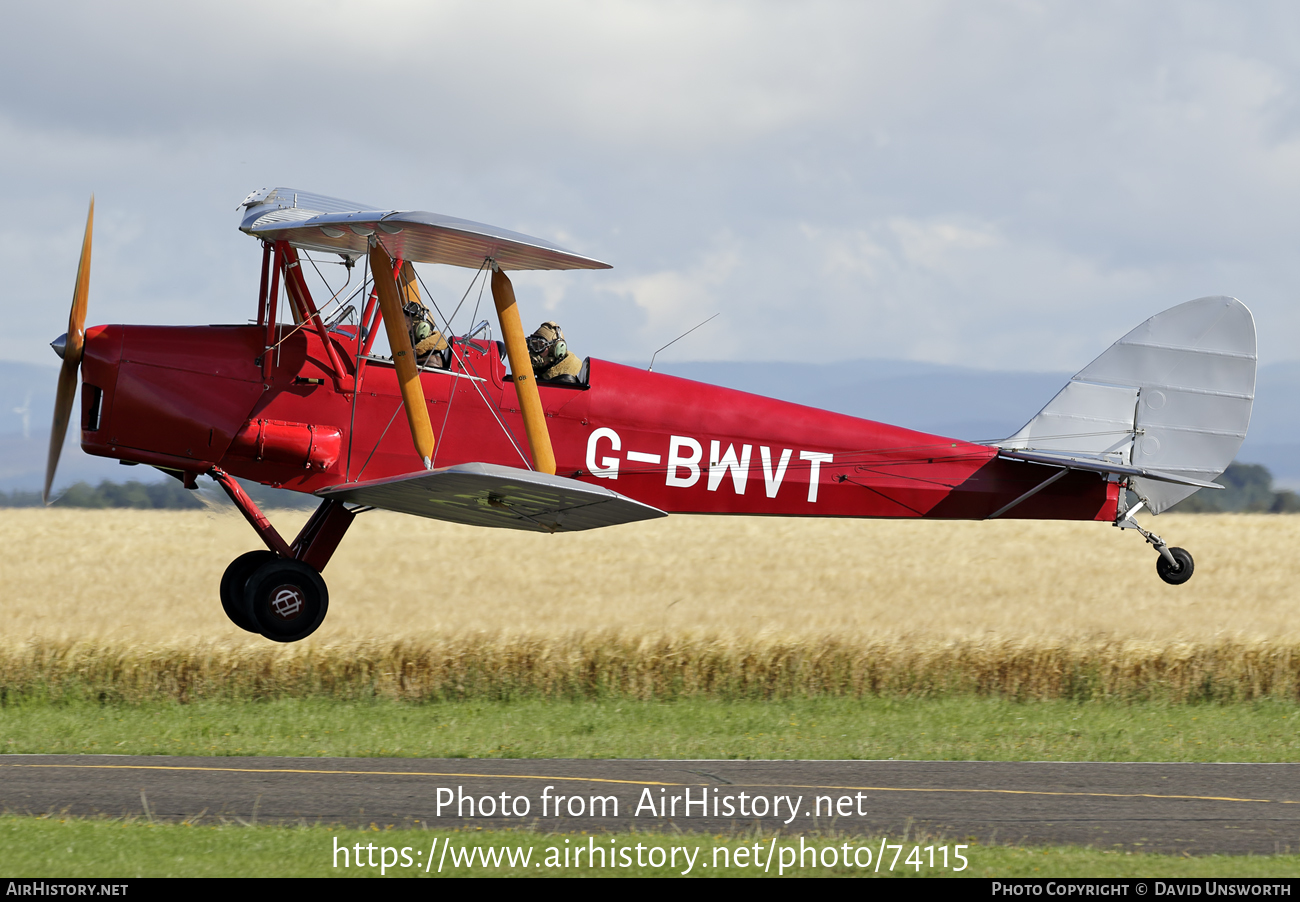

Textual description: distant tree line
[1166,463,1300,513]
[0,480,202,509]
[0,477,314,509]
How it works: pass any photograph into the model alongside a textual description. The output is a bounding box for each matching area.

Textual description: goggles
[528,333,558,354]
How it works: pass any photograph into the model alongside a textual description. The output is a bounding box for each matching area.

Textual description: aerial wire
[647,312,720,372]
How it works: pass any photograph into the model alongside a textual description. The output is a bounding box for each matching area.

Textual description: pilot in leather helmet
[528,321,582,383]
[404,301,448,367]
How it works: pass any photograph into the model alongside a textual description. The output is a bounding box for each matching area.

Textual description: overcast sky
[4,1,1300,372]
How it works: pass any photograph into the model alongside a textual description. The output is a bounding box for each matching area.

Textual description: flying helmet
[528,321,568,371]
[403,300,434,344]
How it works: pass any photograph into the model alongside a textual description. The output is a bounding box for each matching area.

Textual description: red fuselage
[77,323,1117,521]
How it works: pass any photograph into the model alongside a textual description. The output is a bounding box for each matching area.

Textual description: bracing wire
[468,268,489,335]
[443,260,489,333]
[264,252,365,354]
[355,257,532,477]
[343,258,369,482]
[411,260,531,469]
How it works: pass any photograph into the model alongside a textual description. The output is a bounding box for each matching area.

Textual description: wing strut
[490,266,556,475]
[369,244,436,469]
[281,243,351,391]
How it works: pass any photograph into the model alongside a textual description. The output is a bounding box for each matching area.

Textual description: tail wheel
[243,558,329,643]
[219,550,278,633]
[1156,547,1195,586]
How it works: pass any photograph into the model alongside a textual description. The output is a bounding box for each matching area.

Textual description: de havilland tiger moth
[43,188,1258,642]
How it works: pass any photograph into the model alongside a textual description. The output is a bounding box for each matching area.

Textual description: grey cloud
[4,1,1300,373]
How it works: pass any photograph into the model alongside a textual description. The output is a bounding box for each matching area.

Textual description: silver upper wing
[238,187,611,271]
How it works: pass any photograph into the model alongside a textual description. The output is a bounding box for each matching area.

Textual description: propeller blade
[44,361,79,504]
[65,197,93,367]
[43,197,93,504]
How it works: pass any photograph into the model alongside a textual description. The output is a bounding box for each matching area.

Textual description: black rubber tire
[242,558,329,643]
[219,550,277,633]
[1156,547,1195,586]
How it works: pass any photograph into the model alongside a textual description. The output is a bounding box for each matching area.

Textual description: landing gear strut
[1116,499,1195,585]
[209,467,354,642]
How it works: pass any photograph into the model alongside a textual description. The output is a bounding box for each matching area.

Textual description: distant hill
[653,359,1070,444]
[0,360,136,491]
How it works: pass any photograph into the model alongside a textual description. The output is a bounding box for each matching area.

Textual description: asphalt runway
[3,756,1300,855]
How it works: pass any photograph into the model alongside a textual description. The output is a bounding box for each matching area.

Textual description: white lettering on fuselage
[586,428,832,502]
[707,441,751,494]
[586,427,620,479]
[799,451,834,502]
[666,435,702,487]
[760,446,792,498]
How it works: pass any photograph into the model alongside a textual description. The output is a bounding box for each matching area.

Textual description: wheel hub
[269,584,307,620]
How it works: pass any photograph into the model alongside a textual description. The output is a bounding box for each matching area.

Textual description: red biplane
[45,189,1257,642]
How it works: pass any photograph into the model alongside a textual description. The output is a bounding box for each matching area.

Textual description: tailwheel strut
[1115,500,1194,586]
[209,466,356,641]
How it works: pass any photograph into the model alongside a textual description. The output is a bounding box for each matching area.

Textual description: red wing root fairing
[44,189,1257,641]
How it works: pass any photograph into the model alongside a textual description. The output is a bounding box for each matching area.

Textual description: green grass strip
[2,817,1298,878]
[3,696,1300,761]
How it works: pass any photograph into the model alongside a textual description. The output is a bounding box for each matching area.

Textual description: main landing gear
[220,552,329,642]
[210,467,355,643]
[1115,500,1194,586]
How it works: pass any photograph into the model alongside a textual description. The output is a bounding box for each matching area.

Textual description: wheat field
[3,509,1300,700]
[3,508,1297,643]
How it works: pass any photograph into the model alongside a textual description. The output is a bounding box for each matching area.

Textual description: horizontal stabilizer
[317,462,666,533]
[238,187,611,272]
[998,449,1225,490]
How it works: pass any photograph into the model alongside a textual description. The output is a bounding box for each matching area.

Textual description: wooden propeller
[44,196,93,504]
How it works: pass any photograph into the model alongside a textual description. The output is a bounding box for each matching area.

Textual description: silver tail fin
[997,296,1257,513]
